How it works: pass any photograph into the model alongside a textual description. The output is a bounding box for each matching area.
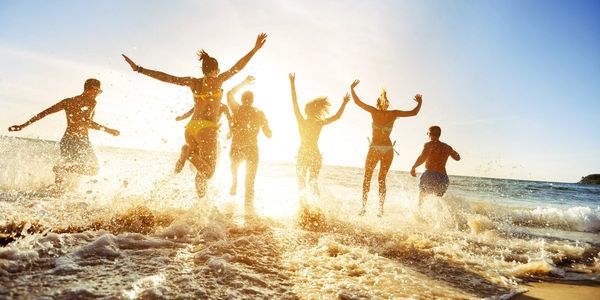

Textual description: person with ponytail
[289,73,350,197]
[122,33,267,199]
[350,79,422,217]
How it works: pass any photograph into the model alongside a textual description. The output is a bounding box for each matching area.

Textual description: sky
[0,0,599,183]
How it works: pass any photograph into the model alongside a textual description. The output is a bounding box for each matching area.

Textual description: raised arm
[392,94,423,118]
[260,111,272,138]
[175,108,194,121]
[323,93,351,125]
[350,80,377,113]
[89,121,120,136]
[289,73,304,123]
[122,54,193,87]
[218,33,267,82]
[227,75,255,114]
[410,143,431,177]
[8,100,66,132]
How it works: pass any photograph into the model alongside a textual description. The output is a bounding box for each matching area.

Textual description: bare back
[424,141,455,175]
[298,118,324,152]
[63,96,97,138]
[188,77,225,122]
[370,110,399,146]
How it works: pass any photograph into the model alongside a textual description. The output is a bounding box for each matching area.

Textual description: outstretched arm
[350,80,377,113]
[289,73,304,124]
[393,94,423,118]
[175,108,194,121]
[89,121,120,136]
[410,143,430,177]
[122,54,193,87]
[227,75,255,114]
[218,33,267,82]
[323,93,351,125]
[8,100,66,131]
[260,112,272,138]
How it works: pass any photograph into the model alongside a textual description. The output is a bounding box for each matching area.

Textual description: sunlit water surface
[1,136,599,299]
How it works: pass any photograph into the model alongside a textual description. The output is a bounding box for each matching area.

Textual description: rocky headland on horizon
[579,174,600,184]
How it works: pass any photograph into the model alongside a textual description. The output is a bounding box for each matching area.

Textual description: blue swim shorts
[419,170,449,197]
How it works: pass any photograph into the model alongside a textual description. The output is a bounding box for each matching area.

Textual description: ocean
[1,136,599,299]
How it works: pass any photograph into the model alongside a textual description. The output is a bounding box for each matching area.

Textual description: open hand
[8,125,23,132]
[343,93,350,103]
[289,73,295,83]
[175,115,186,121]
[122,54,139,71]
[414,94,422,103]
[254,33,267,50]
[244,75,256,84]
[351,79,360,89]
[107,128,120,136]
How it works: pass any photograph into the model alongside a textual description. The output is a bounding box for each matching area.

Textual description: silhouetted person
[289,73,350,197]
[8,79,120,192]
[122,33,267,199]
[411,126,460,208]
[351,79,422,217]
[226,75,272,214]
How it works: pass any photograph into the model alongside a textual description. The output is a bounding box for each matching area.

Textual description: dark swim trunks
[419,170,449,196]
[56,136,99,175]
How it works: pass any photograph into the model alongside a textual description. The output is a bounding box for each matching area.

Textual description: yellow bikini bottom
[185,120,218,136]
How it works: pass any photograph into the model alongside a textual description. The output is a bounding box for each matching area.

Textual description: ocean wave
[507,206,600,233]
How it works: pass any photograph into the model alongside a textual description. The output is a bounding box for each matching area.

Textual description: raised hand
[351,79,360,89]
[414,94,423,103]
[122,54,139,71]
[289,73,295,83]
[8,125,23,132]
[343,93,350,103]
[244,75,256,84]
[254,33,267,50]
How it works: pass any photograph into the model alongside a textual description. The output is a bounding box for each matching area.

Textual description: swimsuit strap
[367,138,400,155]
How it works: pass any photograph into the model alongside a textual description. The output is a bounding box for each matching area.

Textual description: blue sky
[0,0,599,182]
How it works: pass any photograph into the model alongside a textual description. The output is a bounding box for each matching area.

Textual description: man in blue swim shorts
[410,126,460,208]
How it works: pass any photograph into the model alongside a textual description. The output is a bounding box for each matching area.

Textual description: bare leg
[308,158,321,197]
[175,144,190,174]
[377,150,394,217]
[245,151,258,214]
[230,156,241,195]
[194,172,208,199]
[360,149,378,215]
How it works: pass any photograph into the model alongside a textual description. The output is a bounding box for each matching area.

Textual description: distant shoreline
[0,135,585,184]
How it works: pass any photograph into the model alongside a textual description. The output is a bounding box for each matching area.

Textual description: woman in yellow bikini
[289,73,350,197]
[122,33,267,198]
[350,79,422,217]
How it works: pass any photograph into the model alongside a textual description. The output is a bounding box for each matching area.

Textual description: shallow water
[1,136,599,299]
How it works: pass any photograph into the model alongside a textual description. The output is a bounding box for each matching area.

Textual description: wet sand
[514,281,600,300]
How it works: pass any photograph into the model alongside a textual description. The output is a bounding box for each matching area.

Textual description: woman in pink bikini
[350,79,422,216]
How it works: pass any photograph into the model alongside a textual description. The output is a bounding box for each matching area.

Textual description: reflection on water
[0,136,599,299]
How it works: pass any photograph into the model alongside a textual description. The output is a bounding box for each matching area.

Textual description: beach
[1,136,599,299]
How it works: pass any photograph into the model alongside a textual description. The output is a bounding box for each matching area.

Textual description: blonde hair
[376,88,390,110]
[305,97,330,119]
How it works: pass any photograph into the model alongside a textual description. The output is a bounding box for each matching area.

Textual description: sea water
[1,136,599,299]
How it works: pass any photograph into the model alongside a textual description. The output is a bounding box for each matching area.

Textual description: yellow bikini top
[192,78,223,102]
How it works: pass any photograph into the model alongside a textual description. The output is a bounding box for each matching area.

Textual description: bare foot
[358,208,366,216]
[229,185,236,196]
